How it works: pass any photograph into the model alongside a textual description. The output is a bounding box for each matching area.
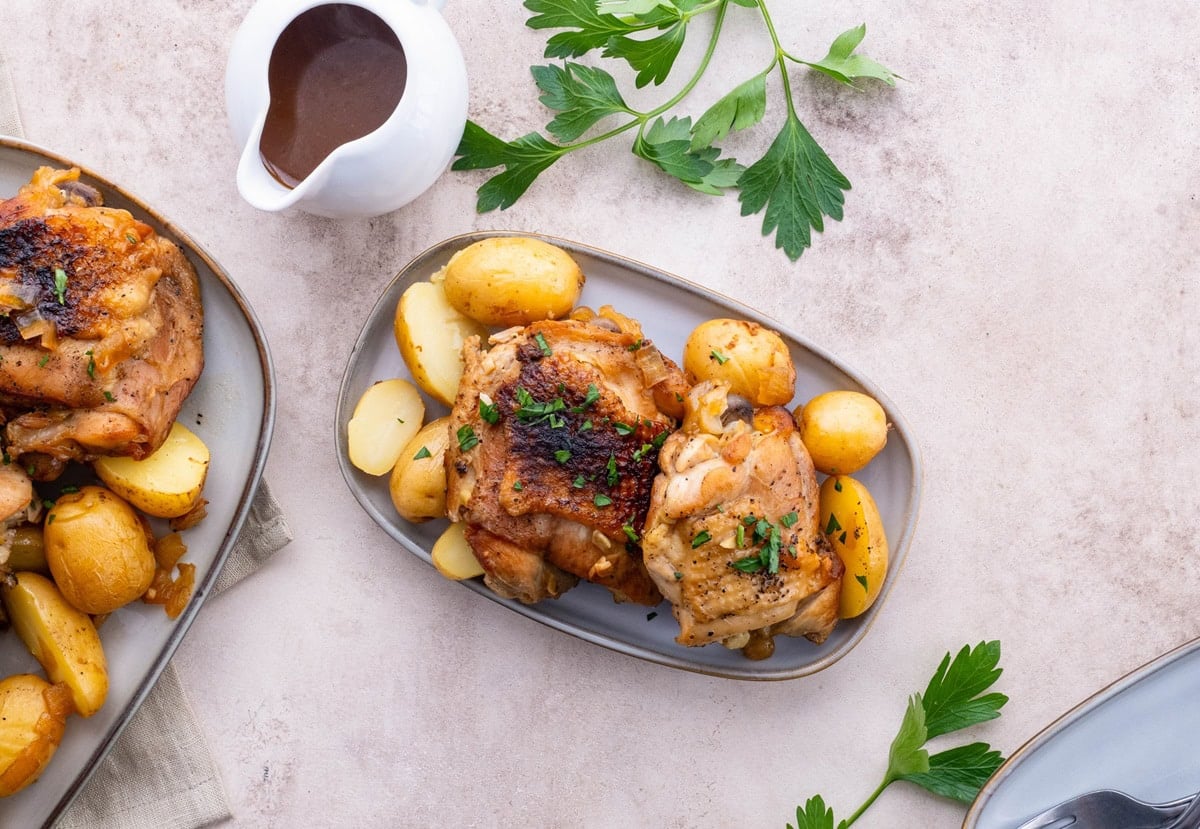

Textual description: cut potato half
[394,278,488,406]
[2,572,108,717]
[0,674,71,797]
[347,378,425,476]
[431,522,485,580]
[819,475,889,619]
[94,422,210,518]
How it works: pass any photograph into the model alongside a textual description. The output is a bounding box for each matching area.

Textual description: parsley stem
[558,0,732,153]
[840,778,890,828]
[755,0,797,117]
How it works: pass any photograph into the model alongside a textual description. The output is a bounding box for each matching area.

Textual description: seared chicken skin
[446,316,687,606]
[0,167,203,478]
[642,383,842,649]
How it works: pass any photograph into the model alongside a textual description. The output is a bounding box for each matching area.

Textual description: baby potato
[431,522,485,580]
[442,237,584,326]
[2,572,108,717]
[44,486,156,615]
[682,319,796,406]
[0,674,71,797]
[347,378,425,476]
[819,475,889,619]
[394,279,488,406]
[390,417,450,522]
[798,390,888,475]
[94,421,210,518]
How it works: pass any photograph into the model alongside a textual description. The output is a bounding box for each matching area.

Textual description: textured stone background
[4,0,1200,826]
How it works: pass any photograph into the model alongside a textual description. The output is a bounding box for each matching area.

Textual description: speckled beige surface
[4,0,1200,826]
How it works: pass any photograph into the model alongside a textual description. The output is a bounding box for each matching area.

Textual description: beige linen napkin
[0,46,293,829]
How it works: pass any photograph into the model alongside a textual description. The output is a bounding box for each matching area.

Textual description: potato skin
[0,674,71,797]
[44,486,156,615]
[682,319,796,406]
[797,390,888,475]
[2,572,108,717]
[442,237,584,326]
[389,417,450,522]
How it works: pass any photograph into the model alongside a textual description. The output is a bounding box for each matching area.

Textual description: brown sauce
[259,4,407,188]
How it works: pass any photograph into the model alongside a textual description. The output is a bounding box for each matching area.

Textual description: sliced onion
[635,343,669,387]
[14,308,58,349]
[0,282,40,311]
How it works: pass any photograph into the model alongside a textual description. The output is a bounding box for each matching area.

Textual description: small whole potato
[44,486,156,615]
[682,318,796,406]
[442,237,584,326]
[797,390,888,475]
[0,674,71,797]
[390,417,450,522]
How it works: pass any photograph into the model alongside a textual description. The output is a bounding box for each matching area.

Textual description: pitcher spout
[235,111,312,213]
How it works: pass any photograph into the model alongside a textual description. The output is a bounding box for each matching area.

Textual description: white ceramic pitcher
[226,0,468,218]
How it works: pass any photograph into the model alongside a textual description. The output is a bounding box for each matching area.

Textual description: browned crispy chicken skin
[0,167,203,479]
[642,382,842,650]
[446,315,687,606]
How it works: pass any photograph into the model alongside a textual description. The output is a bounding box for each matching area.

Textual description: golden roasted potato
[2,572,108,717]
[819,475,889,619]
[442,237,584,326]
[0,674,71,797]
[431,522,484,580]
[94,421,210,518]
[394,279,488,406]
[44,486,156,615]
[6,525,47,573]
[798,390,888,475]
[390,417,450,522]
[347,378,425,476]
[682,319,796,406]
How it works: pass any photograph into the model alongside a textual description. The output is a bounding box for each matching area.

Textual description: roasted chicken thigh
[642,382,842,649]
[446,315,686,606]
[0,167,204,479]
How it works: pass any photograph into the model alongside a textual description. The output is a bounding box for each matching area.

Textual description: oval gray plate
[336,231,921,680]
[965,636,1200,828]
[0,138,275,827]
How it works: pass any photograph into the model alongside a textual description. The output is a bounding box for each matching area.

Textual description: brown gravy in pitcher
[259,4,407,188]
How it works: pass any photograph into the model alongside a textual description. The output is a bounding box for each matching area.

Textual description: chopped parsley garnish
[456,424,480,451]
[646,611,657,621]
[534,332,552,356]
[613,421,634,436]
[53,268,68,305]
[651,430,669,449]
[632,443,653,462]
[626,338,644,352]
[710,349,729,365]
[572,474,586,488]
[47,513,55,524]
[85,349,96,379]
[691,530,711,548]
[593,493,612,507]
[396,418,405,425]
[103,390,115,402]
[570,383,600,412]
[413,446,432,460]
[780,511,798,528]
[125,232,138,245]
[834,479,843,492]
[580,419,593,432]
[1,452,9,465]
[622,524,639,542]
[513,480,523,491]
[856,574,869,591]
[825,513,843,534]
[736,524,745,547]
[42,499,54,509]
[514,387,566,427]
[605,454,618,486]
[673,571,683,581]
[732,555,762,573]
[554,449,571,464]
[60,486,78,494]
[478,398,500,424]
[37,354,49,367]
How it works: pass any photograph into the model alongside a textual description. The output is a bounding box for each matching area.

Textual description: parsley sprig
[788,642,1007,828]
[454,0,897,261]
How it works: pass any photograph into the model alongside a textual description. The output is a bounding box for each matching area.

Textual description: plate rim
[336,229,924,681]
[963,634,1200,827]
[0,136,278,825]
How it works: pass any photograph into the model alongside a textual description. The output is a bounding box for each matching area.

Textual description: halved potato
[394,278,488,406]
[431,522,484,580]
[682,318,796,406]
[94,421,210,518]
[819,475,889,619]
[347,379,425,476]
[0,674,71,797]
[2,572,108,717]
[389,417,450,522]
